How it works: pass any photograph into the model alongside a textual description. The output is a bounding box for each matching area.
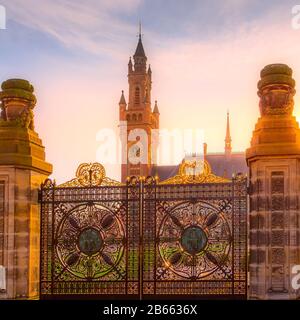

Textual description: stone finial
[257,64,296,116]
[128,57,133,73]
[225,111,232,156]
[203,142,207,159]
[0,79,36,129]
[119,90,127,106]
[153,100,159,114]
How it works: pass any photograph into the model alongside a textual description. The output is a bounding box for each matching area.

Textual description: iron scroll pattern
[142,176,247,297]
[40,167,247,298]
[40,178,140,297]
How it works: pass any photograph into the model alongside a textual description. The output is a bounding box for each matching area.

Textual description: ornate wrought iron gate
[40,163,247,299]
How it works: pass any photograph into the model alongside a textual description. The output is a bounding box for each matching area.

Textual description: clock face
[128,143,140,164]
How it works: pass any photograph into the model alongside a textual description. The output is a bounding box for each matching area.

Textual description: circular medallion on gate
[56,203,125,279]
[78,228,103,256]
[158,201,232,279]
[180,226,207,255]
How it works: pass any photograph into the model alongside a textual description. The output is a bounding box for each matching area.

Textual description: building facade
[120,35,247,183]
[0,35,299,300]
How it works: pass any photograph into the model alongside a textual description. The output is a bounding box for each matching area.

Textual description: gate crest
[159,159,230,184]
[58,163,123,187]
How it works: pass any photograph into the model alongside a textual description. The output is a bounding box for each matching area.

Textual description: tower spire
[119,90,126,105]
[139,20,142,39]
[134,29,146,57]
[225,111,232,157]
[133,20,146,72]
[153,100,159,114]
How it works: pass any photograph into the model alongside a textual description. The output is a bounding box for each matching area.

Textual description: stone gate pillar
[0,79,52,299]
[246,64,300,299]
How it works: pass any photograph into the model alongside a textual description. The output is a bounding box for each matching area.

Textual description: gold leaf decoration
[159,159,230,185]
[58,163,123,187]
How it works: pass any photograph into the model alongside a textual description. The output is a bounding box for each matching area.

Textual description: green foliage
[258,74,295,90]
[260,64,292,78]
[0,88,36,104]
[1,79,34,92]
[258,64,296,90]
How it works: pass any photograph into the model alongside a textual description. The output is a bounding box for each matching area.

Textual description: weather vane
[138,20,143,38]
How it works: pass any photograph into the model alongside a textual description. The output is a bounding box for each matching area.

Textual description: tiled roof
[150,152,248,181]
[206,152,247,178]
[134,36,146,57]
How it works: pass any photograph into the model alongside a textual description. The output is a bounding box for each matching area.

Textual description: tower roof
[119,90,126,105]
[153,100,159,114]
[134,22,146,58]
[134,35,146,57]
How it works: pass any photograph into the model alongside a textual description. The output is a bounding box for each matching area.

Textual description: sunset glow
[1,0,300,182]
[1,0,300,304]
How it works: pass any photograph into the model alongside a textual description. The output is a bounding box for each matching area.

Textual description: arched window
[138,114,142,121]
[132,114,137,121]
[134,87,140,104]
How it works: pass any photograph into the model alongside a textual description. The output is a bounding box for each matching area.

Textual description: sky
[1,0,300,182]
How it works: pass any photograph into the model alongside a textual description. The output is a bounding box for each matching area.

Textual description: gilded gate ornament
[159,159,230,184]
[58,163,123,187]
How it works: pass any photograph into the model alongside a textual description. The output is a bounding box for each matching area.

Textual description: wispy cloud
[3,0,142,57]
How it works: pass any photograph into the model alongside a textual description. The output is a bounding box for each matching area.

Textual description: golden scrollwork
[159,159,230,185]
[58,163,123,187]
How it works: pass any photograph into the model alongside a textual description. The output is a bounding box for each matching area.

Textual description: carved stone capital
[0,79,36,129]
[258,64,295,116]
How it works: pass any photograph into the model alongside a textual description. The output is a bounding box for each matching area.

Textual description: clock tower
[119,29,160,182]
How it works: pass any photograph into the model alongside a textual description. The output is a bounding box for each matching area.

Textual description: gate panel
[40,179,140,298]
[142,176,247,298]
